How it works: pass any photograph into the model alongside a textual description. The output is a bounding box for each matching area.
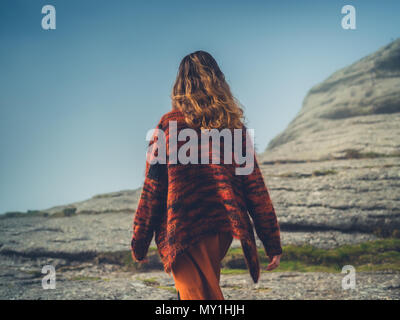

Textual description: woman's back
[131,51,282,287]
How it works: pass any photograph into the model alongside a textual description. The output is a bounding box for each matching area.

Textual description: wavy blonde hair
[171,51,245,130]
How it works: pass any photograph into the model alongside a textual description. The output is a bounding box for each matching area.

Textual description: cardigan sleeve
[131,120,168,263]
[240,127,283,258]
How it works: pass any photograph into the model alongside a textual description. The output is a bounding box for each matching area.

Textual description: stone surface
[0,212,378,256]
[257,39,400,236]
[41,189,142,216]
[261,39,400,162]
[260,156,400,235]
[0,254,398,300]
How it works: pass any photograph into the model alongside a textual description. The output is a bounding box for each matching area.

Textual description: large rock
[42,189,141,216]
[260,39,400,162]
[258,39,400,236]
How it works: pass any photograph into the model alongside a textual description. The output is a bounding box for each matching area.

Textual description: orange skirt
[171,232,233,300]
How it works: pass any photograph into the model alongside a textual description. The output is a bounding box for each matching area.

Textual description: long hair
[171,51,245,130]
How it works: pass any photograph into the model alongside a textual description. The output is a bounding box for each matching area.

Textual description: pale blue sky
[0,0,399,213]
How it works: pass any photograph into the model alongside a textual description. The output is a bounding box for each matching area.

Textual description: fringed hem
[159,225,260,284]
[161,224,234,275]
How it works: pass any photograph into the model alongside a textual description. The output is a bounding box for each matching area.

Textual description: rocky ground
[1,253,399,300]
[0,153,398,300]
[260,156,400,236]
[2,156,398,256]
[0,213,379,256]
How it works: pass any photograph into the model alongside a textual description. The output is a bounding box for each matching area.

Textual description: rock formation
[258,39,400,237]
[261,39,400,162]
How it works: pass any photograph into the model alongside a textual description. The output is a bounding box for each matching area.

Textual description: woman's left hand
[266,254,281,271]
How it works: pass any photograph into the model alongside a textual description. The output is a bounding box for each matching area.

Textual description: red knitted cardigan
[130,109,282,283]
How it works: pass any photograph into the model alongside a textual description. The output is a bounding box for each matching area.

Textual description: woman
[131,51,282,300]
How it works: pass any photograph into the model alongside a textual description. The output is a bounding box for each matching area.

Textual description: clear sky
[0,0,399,214]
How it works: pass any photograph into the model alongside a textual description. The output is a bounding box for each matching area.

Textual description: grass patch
[277,172,311,178]
[20,270,44,278]
[222,284,243,290]
[95,247,161,272]
[156,286,177,293]
[139,277,176,293]
[70,276,102,281]
[312,169,337,176]
[271,238,400,272]
[138,277,176,293]
[373,227,400,238]
[0,210,49,219]
[340,149,400,160]
[266,261,339,273]
[0,208,76,219]
[222,238,400,273]
[141,277,160,286]
[255,287,270,292]
[221,268,247,275]
[277,169,337,179]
